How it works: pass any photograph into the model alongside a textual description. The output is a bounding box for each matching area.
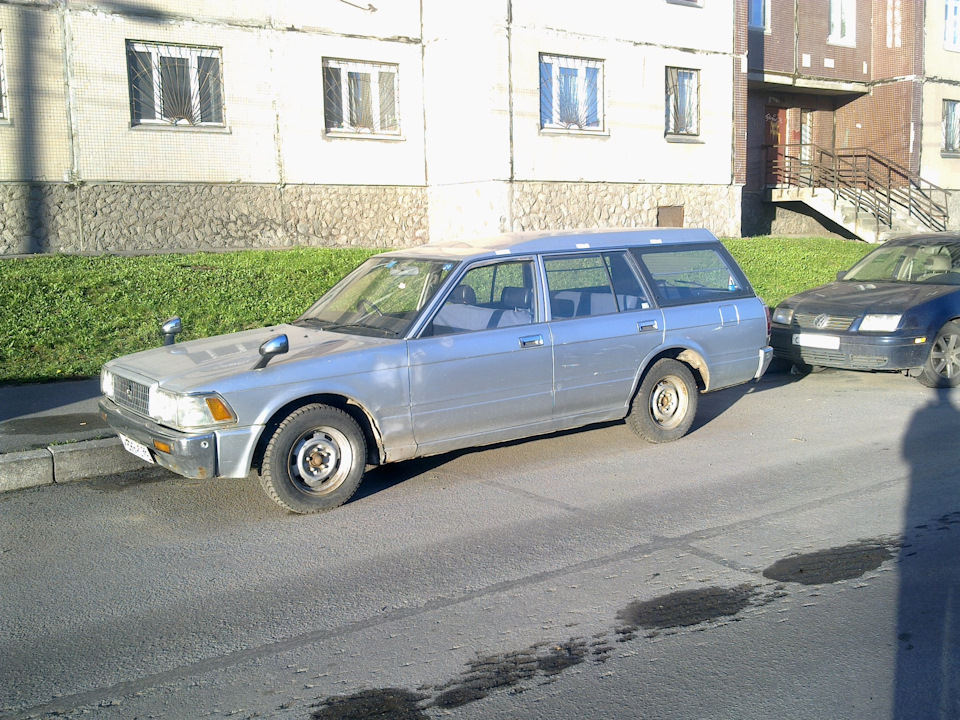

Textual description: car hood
[784,281,958,315]
[105,324,395,393]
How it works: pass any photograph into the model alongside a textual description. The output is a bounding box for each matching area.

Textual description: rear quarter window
[630,244,754,307]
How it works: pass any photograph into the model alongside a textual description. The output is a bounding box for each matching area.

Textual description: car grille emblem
[814,314,830,329]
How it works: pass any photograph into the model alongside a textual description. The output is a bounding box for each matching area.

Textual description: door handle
[638,320,659,332]
[519,335,544,348]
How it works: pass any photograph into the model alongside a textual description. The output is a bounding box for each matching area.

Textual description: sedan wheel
[918,321,960,388]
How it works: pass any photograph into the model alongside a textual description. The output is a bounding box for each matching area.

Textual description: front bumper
[99,399,217,479]
[770,327,929,371]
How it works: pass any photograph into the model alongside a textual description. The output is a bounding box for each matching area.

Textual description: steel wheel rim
[931,332,960,380]
[289,426,353,495]
[650,375,689,429]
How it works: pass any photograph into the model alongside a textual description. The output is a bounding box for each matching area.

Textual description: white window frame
[0,30,7,120]
[749,0,770,30]
[322,58,400,137]
[539,54,605,133]
[946,0,960,50]
[828,0,857,46]
[126,41,224,127]
[666,0,703,7]
[665,66,700,137]
[944,100,960,154]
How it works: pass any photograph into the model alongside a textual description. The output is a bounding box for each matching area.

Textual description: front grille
[112,375,150,416]
[795,313,855,331]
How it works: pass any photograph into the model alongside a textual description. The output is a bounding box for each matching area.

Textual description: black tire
[628,358,699,443]
[260,404,367,514]
[918,321,960,388]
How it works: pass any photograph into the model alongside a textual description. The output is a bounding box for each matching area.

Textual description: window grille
[539,54,603,131]
[665,67,699,136]
[944,100,960,153]
[126,41,224,126]
[323,58,399,135]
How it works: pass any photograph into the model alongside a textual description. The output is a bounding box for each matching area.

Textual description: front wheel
[918,321,960,388]
[628,358,699,443]
[260,404,367,514]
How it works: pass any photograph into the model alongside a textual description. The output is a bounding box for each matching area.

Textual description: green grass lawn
[0,236,872,384]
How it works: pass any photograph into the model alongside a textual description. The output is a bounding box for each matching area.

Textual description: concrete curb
[0,437,151,494]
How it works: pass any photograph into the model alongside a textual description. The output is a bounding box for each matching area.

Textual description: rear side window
[545,251,650,319]
[631,244,753,307]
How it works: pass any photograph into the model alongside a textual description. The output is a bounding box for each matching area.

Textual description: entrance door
[764,106,786,185]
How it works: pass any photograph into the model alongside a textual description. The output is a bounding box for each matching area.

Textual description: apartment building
[0,0,741,255]
[745,0,960,240]
[1,1,956,256]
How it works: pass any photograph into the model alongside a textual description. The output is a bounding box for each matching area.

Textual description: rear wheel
[260,404,367,514]
[918,321,960,388]
[628,359,698,443]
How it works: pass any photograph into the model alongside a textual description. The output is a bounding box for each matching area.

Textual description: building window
[828,0,857,46]
[944,100,960,153]
[0,31,6,120]
[665,67,699,137]
[947,0,960,50]
[323,58,399,135]
[666,0,703,6]
[126,42,224,127]
[749,0,770,29]
[539,54,604,132]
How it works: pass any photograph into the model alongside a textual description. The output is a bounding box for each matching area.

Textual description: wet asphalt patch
[0,412,108,435]
[762,540,895,585]
[310,689,428,719]
[616,584,757,632]
[298,537,900,718]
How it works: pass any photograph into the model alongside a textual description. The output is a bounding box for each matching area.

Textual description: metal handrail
[764,143,949,234]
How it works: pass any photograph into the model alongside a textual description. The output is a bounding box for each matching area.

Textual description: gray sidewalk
[0,379,150,494]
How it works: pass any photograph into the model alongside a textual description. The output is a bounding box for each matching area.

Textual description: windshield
[843,242,960,284]
[295,256,458,337]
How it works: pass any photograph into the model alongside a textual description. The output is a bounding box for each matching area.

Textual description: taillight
[765,306,772,340]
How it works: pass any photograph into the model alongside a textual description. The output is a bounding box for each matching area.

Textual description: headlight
[772,306,794,325]
[859,314,902,332]
[100,368,115,398]
[148,386,237,429]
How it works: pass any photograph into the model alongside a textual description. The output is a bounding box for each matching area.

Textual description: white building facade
[0,0,743,254]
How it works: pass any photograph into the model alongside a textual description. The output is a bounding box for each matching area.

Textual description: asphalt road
[1,368,958,720]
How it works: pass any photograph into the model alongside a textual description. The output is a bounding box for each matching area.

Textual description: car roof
[882,232,960,247]
[388,227,721,261]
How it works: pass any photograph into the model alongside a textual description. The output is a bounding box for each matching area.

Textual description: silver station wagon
[100,228,773,513]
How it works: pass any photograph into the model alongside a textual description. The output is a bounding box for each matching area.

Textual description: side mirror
[161,317,183,346]
[253,334,289,370]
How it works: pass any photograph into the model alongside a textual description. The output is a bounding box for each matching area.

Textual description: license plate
[793,333,840,350]
[119,433,154,463]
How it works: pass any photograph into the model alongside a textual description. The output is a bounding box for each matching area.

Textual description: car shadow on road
[894,389,960,717]
[355,366,803,505]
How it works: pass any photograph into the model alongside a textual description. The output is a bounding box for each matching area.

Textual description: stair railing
[764,143,949,234]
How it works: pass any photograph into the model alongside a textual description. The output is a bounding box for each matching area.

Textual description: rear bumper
[770,327,929,371]
[99,399,217,479]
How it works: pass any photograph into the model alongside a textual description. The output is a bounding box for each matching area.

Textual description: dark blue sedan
[770,233,960,388]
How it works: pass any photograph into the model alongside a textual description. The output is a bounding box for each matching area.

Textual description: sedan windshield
[296,256,458,337]
[844,242,960,284]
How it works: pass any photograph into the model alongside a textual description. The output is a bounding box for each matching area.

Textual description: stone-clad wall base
[1,180,744,257]
[0,183,430,255]
[511,182,742,239]
[0,184,80,254]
